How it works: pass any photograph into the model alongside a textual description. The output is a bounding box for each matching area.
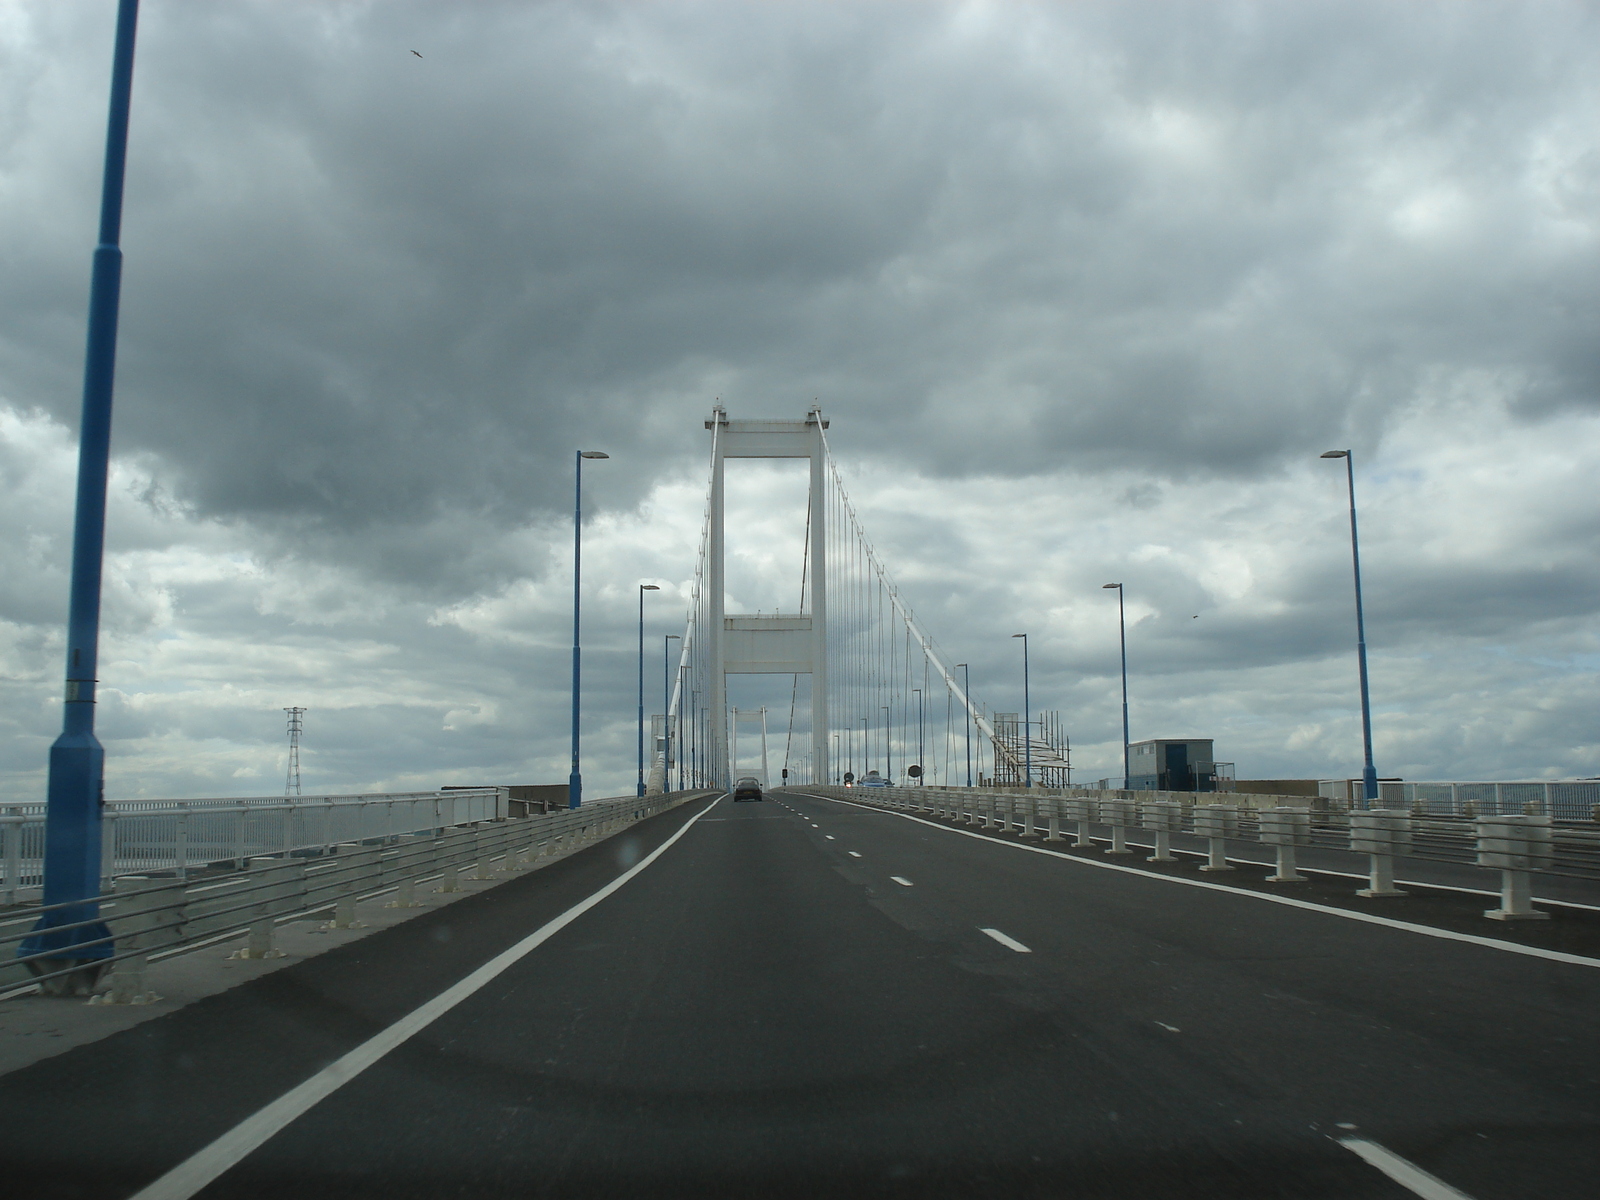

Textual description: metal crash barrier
[0,789,718,999]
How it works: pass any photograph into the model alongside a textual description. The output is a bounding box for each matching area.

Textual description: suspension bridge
[656,407,1070,795]
[3,411,1599,1200]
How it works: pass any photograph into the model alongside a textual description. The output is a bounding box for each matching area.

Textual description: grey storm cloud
[5,0,1600,800]
[3,0,1598,593]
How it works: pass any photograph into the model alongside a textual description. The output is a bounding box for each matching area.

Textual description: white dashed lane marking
[848,851,862,858]
[979,928,1031,953]
[890,876,913,887]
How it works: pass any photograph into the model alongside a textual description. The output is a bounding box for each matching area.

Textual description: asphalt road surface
[2,789,1597,1200]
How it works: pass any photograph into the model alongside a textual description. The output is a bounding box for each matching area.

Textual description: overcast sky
[3,0,1599,801]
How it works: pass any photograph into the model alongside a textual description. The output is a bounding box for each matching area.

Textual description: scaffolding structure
[989,711,1071,788]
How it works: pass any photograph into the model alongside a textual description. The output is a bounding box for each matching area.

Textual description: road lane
[780,789,1600,1200]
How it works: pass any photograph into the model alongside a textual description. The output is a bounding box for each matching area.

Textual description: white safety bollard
[1259,807,1311,882]
[1350,810,1412,897]
[1141,801,1183,862]
[1476,814,1552,920]
[1193,804,1238,871]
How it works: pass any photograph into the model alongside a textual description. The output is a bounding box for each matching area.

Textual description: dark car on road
[733,776,763,802]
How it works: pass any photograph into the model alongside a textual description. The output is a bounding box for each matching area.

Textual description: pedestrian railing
[0,789,718,999]
[797,785,1600,922]
[0,789,509,905]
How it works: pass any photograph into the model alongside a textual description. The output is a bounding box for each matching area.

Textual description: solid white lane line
[1339,1138,1477,1200]
[890,876,913,887]
[798,792,1600,971]
[848,851,862,858]
[128,797,723,1200]
[980,927,1031,953]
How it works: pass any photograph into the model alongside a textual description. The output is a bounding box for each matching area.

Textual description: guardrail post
[1020,797,1041,839]
[1045,812,1063,842]
[1063,798,1094,847]
[1194,804,1237,871]
[1100,798,1134,854]
[324,845,377,928]
[1142,801,1182,862]
[1350,810,1411,897]
[98,876,185,1005]
[234,857,303,959]
[1476,814,1552,920]
[1260,807,1310,882]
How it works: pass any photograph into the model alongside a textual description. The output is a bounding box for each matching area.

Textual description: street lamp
[913,687,924,784]
[23,0,141,977]
[569,450,609,810]
[957,663,973,788]
[636,584,661,797]
[1322,449,1379,806]
[1012,634,1032,788]
[663,634,679,791]
[1103,584,1130,790]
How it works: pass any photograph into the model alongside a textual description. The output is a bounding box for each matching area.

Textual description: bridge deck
[2,790,1597,1198]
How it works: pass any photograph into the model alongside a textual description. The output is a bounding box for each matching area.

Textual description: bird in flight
[412,50,423,58]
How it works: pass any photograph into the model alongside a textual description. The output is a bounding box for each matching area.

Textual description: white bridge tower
[706,408,828,787]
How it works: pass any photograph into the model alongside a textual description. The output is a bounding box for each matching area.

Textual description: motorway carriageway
[2,789,1598,1200]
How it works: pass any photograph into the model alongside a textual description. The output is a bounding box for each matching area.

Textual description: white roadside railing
[795,785,1600,923]
[0,788,720,998]
[1,789,509,905]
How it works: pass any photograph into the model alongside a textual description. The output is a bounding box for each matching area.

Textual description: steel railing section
[795,785,1600,919]
[1316,779,1600,820]
[0,789,720,998]
[0,790,508,904]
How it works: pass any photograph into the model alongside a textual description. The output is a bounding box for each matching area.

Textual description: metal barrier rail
[0,789,719,999]
[0,789,507,904]
[798,785,1599,921]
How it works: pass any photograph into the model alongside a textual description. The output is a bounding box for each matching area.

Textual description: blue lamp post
[569,450,609,810]
[913,687,924,784]
[1103,584,1130,790]
[22,0,141,983]
[636,584,661,797]
[663,634,679,791]
[1012,634,1032,788]
[957,663,973,787]
[1322,449,1379,806]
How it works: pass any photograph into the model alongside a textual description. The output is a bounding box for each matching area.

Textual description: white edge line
[980,927,1031,953]
[127,797,722,1200]
[1339,1137,1477,1200]
[791,792,1600,971]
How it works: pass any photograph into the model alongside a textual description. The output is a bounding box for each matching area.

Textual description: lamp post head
[1320,450,1349,459]
[1102,583,1121,589]
[640,584,661,591]
[1012,633,1026,639]
[579,450,609,460]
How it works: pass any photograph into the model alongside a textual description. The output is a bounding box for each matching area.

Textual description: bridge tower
[706,408,828,788]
